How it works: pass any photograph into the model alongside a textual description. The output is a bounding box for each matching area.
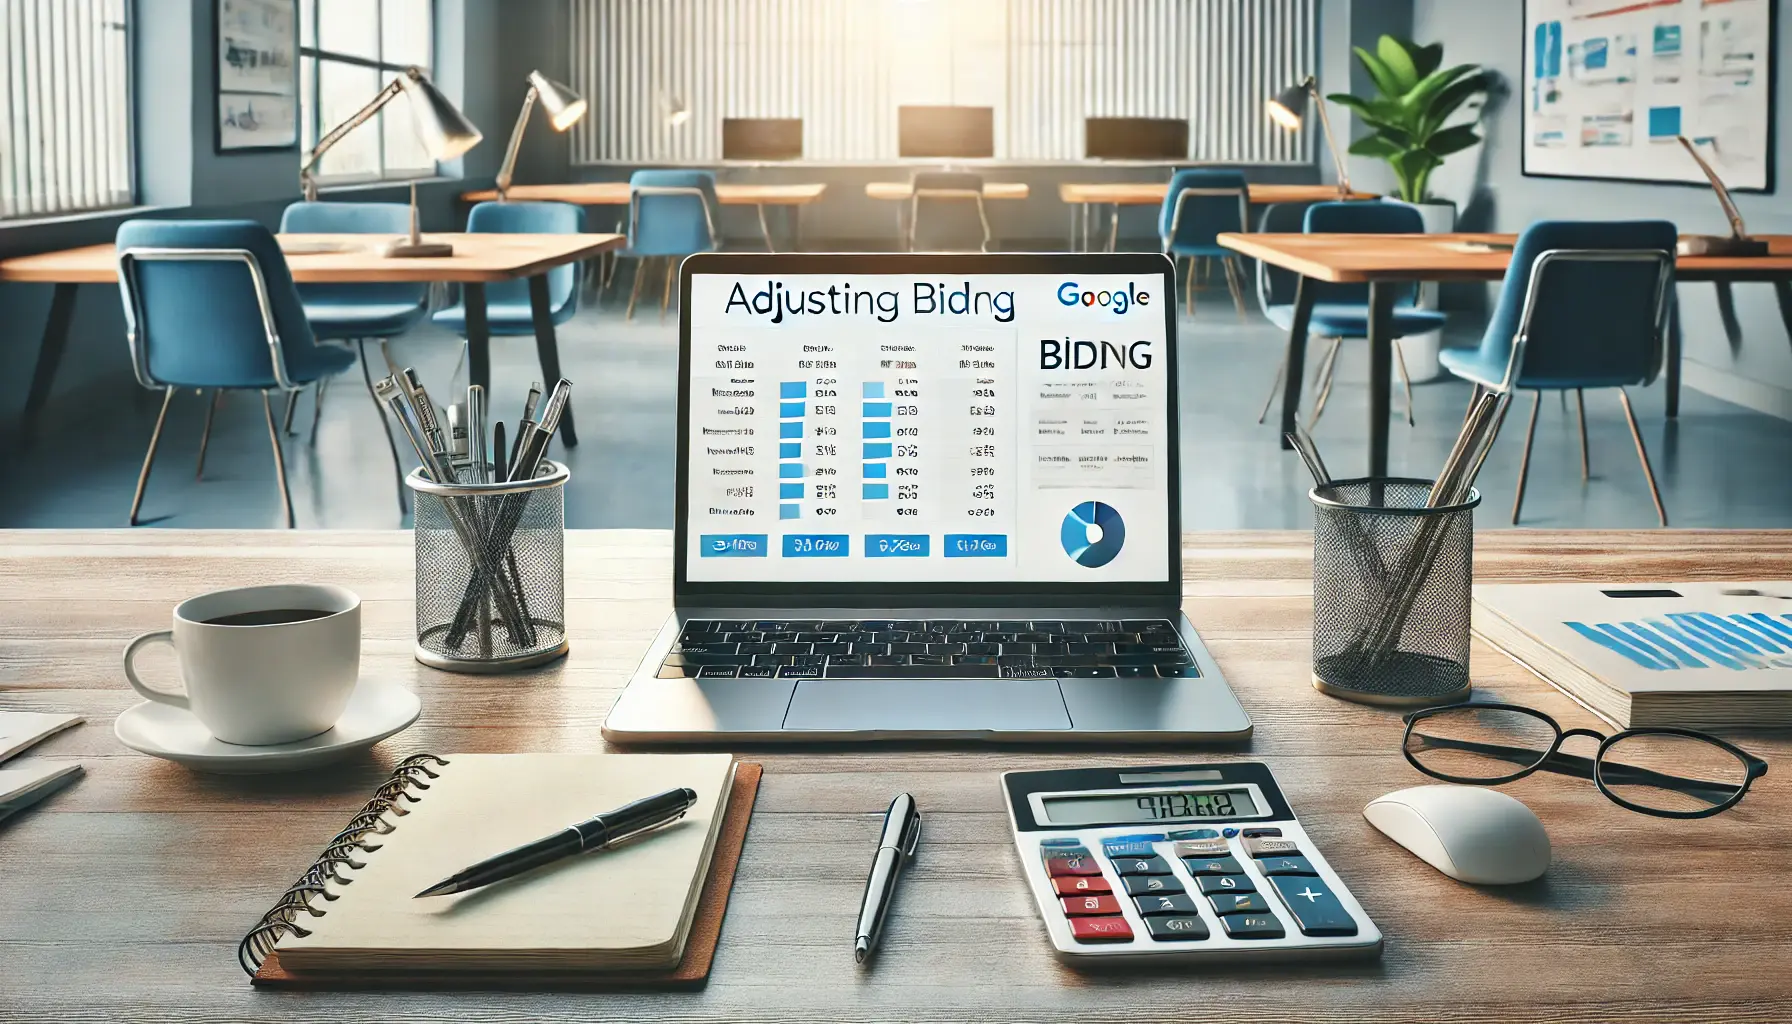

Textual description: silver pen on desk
[855,793,920,964]
[467,385,489,484]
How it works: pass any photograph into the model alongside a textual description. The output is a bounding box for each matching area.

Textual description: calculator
[1003,762,1382,965]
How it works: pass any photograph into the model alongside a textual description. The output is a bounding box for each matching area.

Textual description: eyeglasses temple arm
[1410,733,1742,802]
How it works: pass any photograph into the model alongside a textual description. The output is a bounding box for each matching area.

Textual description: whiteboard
[1522,0,1774,190]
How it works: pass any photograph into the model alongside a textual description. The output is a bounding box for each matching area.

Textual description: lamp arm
[1307,77,1351,198]
[299,74,410,201]
[1677,135,1749,239]
[495,87,539,202]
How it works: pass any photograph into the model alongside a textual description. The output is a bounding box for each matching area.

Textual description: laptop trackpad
[782,680,1073,732]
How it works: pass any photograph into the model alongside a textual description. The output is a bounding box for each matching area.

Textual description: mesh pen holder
[407,460,569,673]
[1309,477,1479,708]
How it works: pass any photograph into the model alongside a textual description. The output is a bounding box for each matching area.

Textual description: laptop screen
[678,255,1177,593]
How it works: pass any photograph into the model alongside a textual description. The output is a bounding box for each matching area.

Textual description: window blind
[0,0,133,219]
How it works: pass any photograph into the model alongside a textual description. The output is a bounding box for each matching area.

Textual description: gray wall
[1410,0,1792,419]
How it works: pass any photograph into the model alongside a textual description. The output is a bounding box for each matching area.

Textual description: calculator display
[1040,787,1259,826]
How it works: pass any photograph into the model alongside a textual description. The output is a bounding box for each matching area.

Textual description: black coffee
[202,608,334,627]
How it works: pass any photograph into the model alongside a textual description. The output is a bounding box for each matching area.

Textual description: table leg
[1107,204,1119,253]
[465,282,491,393]
[1367,281,1396,478]
[1068,205,1078,251]
[792,204,804,252]
[1277,276,1317,449]
[20,281,77,446]
[896,202,907,252]
[1081,203,1091,253]
[1666,289,1682,418]
[1775,280,1792,367]
[528,274,578,448]
[756,203,777,253]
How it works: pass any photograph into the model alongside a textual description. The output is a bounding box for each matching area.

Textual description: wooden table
[1218,231,1792,478]
[1061,182,1375,251]
[459,183,829,252]
[0,233,621,448]
[6,527,1792,1022]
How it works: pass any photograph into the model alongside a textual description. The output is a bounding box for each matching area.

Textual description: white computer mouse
[1363,785,1551,885]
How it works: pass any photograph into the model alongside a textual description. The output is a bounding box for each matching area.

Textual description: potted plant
[1329,37,1487,380]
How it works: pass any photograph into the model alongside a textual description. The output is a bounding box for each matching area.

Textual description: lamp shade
[528,71,588,132]
[399,68,484,160]
[1267,81,1309,130]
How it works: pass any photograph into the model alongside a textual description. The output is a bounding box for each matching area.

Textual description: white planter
[1385,199,1456,384]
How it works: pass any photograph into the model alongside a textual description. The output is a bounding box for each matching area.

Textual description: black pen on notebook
[414,786,698,898]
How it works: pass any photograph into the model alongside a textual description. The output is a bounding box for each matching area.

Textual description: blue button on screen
[866,534,929,557]
[783,534,849,557]
[700,534,768,557]
[944,534,1007,557]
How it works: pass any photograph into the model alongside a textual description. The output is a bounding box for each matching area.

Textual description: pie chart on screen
[1061,501,1126,568]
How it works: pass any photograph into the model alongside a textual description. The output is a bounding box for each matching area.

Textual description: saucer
[114,678,421,775]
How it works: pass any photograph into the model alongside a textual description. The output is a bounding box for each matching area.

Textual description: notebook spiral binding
[236,753,452,976]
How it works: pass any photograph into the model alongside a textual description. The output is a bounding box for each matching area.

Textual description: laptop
[602,252,1252,743]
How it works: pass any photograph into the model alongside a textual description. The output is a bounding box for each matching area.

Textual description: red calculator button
[1043,853,1103,877]
[1059,895,1122,916]
[1053,875,1112,897]
[1068,916,1134,942]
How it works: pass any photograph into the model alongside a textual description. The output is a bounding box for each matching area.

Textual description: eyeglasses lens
[1597,733,1749,814]
[1405,706,1558,780]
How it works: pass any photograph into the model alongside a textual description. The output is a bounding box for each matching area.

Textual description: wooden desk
[6,527,1792,1022]
[458,183,829,252]
[0,233,620,448]
[1218,231,1792,478]
[1060,183,1376,251]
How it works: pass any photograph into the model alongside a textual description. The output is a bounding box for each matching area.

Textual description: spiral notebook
[241,753,760,988]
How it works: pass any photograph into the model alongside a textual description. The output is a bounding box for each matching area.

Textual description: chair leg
[1222,257,1248,322]
[1575,388,1590,482]
[281,389,300,436]
[129,387,176,526]
[625,257,646,322]
[1618,387,1668,527]
[261,390,295,529]
[195,389,222,480]
[310,373,332,444]
[1184,257,1195,318]
[361,339,409,516]
[660,257,675,322]
[1393,339,1416,427]
[1511,389,1541,525]
[1257,346,1289,425]
[1307,337,1343,429]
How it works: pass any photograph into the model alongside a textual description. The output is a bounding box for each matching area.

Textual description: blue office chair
[115,219,357,528]
[279,201,428,513]
[1439,220,1677,525]
[435,201,584,340]
[1256,201,1447,428]
[1160,169,1249,319]
[611,170,718,321]
[908,171,992,253]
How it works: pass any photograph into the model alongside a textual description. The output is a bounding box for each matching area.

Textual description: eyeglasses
[1401,701,1767,818]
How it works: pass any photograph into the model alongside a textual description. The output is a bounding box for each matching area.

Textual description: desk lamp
[298,66,483,257]
[1675,135,1769,257]
[1268,76,1351,199]
[495,71,588,201]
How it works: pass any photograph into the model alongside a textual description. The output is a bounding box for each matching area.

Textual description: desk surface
[1219,231,1792,284]
[866,181,1030,201]
[1061,182,1376,205]
[0,233,624,285]
[460,182,829,206]
[5,528,1792,1022]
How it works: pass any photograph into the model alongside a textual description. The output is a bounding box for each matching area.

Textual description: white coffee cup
[122,584,361,746]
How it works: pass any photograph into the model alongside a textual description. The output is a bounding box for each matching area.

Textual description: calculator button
[1197,874,1256,895]
[1121,874,1185,897]
[1101,841,1160,860]
[1043,852,1103,877]
[1182,856,1245,876]
[1166,828,1221,841]
[1241,828,1282,839]
[1111,855,1173,876]
[1060,895,1123,916]
[1040,837,1084,848]
[1143,916,1210,942]
[1067,916,1133,943]
[1255,855,1320,877]
[1208,891,1271,916]
[1243,838,1302,858]
[1172,839,1231,858]
[1053,875,1112,897]
[1220,914,1286,940]
[1132,893,1200,917]
[1267,876,1360,936]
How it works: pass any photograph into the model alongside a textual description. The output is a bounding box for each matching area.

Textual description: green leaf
[1426,124,1482,157]
[1353,45,1405,99]
[1357,114,1415,146]
[1417,75,1490,137]
[1326,92,1374,114]
[1347,135,1405,159]
[1377,36,1421,92]
[1411,42,1444,80]
[1392,150,1442,203]
[1401,65,1484,117]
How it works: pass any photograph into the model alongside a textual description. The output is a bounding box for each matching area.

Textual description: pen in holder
[1309,478,1478,707]
[408,460,569,672]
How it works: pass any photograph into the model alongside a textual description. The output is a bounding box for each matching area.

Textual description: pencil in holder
[407,461,569,672]
[1309,477,1478,708]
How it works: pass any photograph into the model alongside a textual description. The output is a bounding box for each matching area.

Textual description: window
[0,0,133,219]
[299,0,434,184]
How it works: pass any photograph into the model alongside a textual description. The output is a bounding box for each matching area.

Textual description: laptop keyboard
[657,619,1199,680]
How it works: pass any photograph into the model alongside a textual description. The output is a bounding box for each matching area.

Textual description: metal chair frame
[906,186,992,253]
[1161,186,1249,319]
[618,185,720,321]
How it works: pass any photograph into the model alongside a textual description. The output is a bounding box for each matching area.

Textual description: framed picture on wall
[1521,0,1775,191]
[215,0,299,152]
